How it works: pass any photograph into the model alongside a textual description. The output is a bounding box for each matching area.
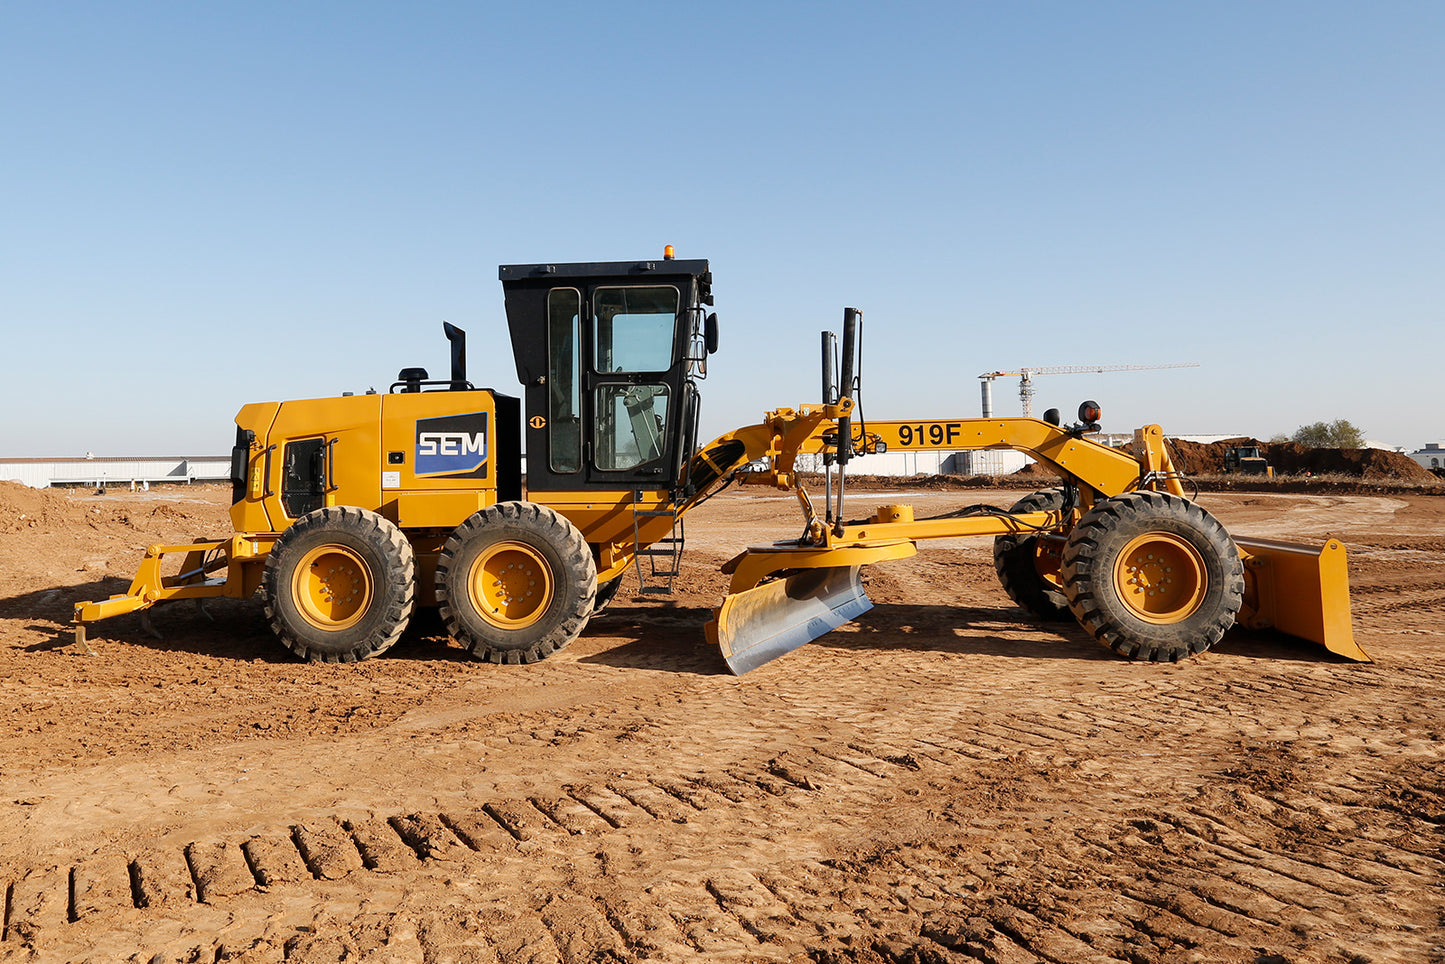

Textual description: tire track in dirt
[0,737,922,959]
[4,677,1441,963]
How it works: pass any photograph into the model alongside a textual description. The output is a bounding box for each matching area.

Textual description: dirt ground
[0,481,1441,964]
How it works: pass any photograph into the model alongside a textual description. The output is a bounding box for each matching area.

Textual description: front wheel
[436,502,597,664]
[262,506,417,662]
[993,487,1071,621]
[1061,491,1243,661]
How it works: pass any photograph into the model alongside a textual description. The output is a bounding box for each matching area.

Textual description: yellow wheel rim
[1113,533,1208,624]
[1035,539,1064,590]
[468,542,554,629]
[293,545,373,631]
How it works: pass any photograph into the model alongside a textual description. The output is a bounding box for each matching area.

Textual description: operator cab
[500,255,716,495]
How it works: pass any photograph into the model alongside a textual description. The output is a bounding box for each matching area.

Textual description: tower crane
[978,363,1200,418]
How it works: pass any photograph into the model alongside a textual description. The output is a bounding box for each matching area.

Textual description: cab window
[593,286,678,373]
[546,288,582,473]
[594,384,670,471]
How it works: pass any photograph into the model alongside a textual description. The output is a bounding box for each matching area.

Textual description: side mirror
[705,313,719,354]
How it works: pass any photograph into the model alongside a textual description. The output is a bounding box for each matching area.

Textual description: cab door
[583,284,684,488]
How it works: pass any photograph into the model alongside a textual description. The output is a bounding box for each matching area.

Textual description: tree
[1290,419,1365,449]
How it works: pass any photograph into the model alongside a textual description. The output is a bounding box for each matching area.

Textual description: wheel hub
[470,542,555,629]
[294,545,373,630]
[1114,533,1207,624]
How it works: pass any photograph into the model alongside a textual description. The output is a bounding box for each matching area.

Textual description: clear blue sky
[3,2,1441,456]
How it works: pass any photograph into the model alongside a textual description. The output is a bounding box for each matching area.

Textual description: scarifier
[74,251,1367,672]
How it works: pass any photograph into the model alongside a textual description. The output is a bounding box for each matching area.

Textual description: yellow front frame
[74,534,275,625]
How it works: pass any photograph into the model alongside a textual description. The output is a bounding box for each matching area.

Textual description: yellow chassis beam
[73,534,274,642]
[829,509,1065,548]
[719,539,919,594]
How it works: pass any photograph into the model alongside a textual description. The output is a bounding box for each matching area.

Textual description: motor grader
[74,252,1365,673]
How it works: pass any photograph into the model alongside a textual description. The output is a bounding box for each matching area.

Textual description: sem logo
[418,432,485,457]
[415,412,489,479]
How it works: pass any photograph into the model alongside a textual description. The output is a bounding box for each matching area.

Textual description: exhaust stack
[444,322,467,390]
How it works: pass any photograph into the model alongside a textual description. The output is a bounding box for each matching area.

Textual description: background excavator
[75,251,1365,674]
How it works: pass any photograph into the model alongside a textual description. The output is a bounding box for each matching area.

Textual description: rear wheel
[436,502,597,664]
[263,506,416,662]
[1062,490,1243,661]
[993,487,1071,621]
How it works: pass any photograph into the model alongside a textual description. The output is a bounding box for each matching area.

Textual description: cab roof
[499,258,710,283]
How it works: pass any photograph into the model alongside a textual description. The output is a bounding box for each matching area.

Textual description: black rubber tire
[592,576,624,615]
[436,502,597,664]
[1062,490,1244,661]
[993,487,1071,621]
[262,506,417,663]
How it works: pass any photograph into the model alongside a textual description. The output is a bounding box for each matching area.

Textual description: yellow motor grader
[74,252,1365,674]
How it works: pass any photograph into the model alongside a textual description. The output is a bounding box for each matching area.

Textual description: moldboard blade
[707,566,871,675]
[1236,536,1369,661]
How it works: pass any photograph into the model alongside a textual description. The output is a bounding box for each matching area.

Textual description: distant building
[1407,443,1445,472]
[793,449,1029,477]
[0,456,230,489]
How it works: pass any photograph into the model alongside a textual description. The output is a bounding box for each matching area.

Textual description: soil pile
[0,481,231,598]
[0,479,95,534]
[1165,437,1435,481]
[0,480,215,535]
[1265,441,1436,480]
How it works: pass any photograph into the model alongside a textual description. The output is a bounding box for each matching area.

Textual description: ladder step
[631,493,682,596]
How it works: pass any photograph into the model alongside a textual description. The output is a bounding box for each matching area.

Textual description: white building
[0,456,230,489]
[1407,443,1445,472]
[793,449,1029,477]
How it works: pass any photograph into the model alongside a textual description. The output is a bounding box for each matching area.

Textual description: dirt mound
[1163,436,1258,475]
[0,480,210,535]
[0,479,92,534]
[1265,441,1437,480]
[1165,438,1435,482]
[0,482,233,602]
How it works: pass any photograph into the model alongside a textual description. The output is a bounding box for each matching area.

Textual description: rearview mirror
[705,313,719,354]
